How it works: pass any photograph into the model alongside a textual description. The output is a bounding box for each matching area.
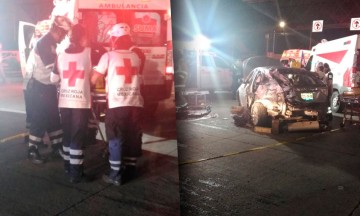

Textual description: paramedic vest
[95,50,143,108]
[57,47,92,108]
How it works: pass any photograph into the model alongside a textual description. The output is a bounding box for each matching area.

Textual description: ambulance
[280,49,311,68]
[18,0,173,114]
[306,35,360,112]
[173,41,233,92]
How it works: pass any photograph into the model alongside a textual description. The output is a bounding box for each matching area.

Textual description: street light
[272,20,286,54]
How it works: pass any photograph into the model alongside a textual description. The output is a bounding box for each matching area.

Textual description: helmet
[108,23,131,37]
[35,20,52,36]
[316,62,324,68]
[51,16,72,32]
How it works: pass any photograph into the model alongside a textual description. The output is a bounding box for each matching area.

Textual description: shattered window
[286,73,322,86]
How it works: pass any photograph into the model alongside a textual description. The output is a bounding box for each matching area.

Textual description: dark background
[1,0,360,57]
[171,0,360,59]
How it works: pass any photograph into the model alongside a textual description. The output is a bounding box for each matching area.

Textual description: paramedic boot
[69,165,86,184]
[28,146,45,164]
[50,144,65,160]
[64,161,70,174]
[102,169,122,186]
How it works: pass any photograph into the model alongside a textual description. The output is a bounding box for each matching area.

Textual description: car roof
[255,66,313,75]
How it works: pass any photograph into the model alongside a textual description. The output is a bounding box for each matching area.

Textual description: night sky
[170,0,360,59]
[1,0,358,57]
[171,0,272,58]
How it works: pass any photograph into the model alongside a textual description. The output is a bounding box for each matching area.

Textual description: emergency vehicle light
[166,66,174,74]
[194,35,211,50]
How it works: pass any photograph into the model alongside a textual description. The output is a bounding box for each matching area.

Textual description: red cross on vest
[116,58,138,84]
[63,62,85,87]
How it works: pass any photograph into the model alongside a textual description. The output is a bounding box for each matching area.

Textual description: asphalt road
[177,92,360,216]
[0,82,180,216]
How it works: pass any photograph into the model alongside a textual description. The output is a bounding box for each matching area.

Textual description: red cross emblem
[63,62,84,87]
[116,58,138,84]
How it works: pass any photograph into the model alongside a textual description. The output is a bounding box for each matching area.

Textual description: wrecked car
[237,66,332,129]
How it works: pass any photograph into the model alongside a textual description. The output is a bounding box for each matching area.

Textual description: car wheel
[251,102,269,126]
[331,91,344,113]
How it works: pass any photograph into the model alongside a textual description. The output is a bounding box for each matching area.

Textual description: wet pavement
[177,92,360,216]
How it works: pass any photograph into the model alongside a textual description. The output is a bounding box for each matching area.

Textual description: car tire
[251,102,269,126]
[236,90,241,106]
[331,91,344,113]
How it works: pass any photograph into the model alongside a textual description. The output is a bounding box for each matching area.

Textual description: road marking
[179,140,290,165]
[179,128,341,166]
[0,108,26,114]
[0,132,28,144]
[192,122,228,131]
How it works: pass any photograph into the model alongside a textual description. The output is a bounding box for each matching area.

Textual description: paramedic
[51,24,92,183]
[91,23,144,186]
[27,16,71,164]
[315,62,325,81]
[324,63,333,105]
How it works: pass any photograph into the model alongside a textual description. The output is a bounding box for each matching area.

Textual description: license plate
[301,92,313,101]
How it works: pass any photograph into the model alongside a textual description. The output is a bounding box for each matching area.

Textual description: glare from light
[194,35,211,50]
[279,21,286,28]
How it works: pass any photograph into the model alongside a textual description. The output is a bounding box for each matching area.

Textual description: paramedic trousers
[28,79,62,150]
[60,108,90,177]
[105,107,143,176]
[23,89,33,128]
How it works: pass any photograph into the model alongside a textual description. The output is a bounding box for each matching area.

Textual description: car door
[18,21,35,78]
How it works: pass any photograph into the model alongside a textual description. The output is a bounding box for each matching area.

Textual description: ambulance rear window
[80,10,167,47]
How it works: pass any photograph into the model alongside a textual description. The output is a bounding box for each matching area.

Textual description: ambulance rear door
[18,21,35,78]
[76,1,172,103]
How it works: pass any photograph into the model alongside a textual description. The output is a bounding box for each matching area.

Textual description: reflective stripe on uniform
[70,158,83,165]
[124,162,136,166]
[110,165,120,171]
[109,160,121,165]
[48,129,63,137]
[51,138,63,145]
[29,135,42,142]
[63,146,70,153]
[70,149,83,156]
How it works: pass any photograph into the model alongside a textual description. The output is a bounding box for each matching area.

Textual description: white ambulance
[306,34,360,112]
[173,41,233,92]
[18,0,173,114]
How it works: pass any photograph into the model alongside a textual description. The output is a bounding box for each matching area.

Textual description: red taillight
[165,41,173,75]
[166,66,173,74]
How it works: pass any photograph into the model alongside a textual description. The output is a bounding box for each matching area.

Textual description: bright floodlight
[279,21,286,28]
[194,35,211,50]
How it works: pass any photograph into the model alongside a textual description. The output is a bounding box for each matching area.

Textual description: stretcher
[340,88,360,128]
[90,88,108,157]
